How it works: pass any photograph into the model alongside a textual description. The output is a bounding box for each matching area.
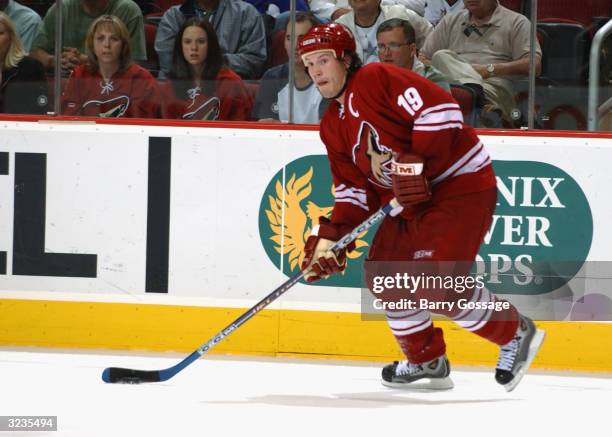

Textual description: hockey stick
[101,199,399,384]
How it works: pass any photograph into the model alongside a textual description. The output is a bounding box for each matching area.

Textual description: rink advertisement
[0,121,611,370]
[258,157,593,296]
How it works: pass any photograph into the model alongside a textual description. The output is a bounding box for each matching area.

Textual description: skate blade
[503,329,546,393]
[382,376,454,391]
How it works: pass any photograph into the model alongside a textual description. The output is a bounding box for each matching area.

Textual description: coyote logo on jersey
[182,87,221,120]
[263,166,369,271]
[352,121,393,188]
[182,96,220,120]
[80,95,130,117]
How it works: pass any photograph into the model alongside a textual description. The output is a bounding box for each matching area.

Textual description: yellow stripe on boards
[1,299,610,372]
[0,299,279,354]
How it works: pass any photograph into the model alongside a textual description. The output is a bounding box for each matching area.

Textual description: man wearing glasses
[376,18,450,91]
[334,0,432,64]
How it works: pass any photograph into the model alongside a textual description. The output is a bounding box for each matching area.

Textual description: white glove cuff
[310,224,321,236]
[389,204,404,217]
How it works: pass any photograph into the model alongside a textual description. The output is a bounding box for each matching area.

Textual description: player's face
[93,25,123,66]
[376,27,415,70]
[303,51,348,100]
[284,21,313,67]
[182,26,208,67]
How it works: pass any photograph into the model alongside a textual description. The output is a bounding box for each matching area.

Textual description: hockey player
[62,15,159,118]
[297,22,545,391]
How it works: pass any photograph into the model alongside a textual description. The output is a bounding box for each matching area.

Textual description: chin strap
[329,70,351,100]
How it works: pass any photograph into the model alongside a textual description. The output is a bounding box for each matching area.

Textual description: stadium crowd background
[0,0,610,131]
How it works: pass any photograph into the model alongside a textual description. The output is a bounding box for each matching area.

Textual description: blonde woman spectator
[0,11,48,114]
[31,0,146,73]
[0,0,43,51]
[62,15,159,118]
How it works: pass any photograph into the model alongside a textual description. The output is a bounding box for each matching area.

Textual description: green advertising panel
[259,157,593,295]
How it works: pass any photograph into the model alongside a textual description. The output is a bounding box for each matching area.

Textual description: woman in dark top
[0,12,48,114]
[160,18,252,121]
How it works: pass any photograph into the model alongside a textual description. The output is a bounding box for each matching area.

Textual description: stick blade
[102,367,161,384]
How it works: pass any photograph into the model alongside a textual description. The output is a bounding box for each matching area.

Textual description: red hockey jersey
[160,68,253,121]
[320,63,496,230]
[62,63,160,118]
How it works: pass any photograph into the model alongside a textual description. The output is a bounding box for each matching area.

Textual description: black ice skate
[495,315,545,392]
[381,356,454,390]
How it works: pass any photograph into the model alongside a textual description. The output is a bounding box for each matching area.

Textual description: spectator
[251,0,310,37]
[598,97,612,130]
[0,11,48,114]
[309,0,351,21]
[335,0,432,64]
[247,0,309,15]
[420,0,541,125]
[310,0,426,21]
[30,0,146,74]
[254,12,325,123]
[133,0,155,15]
[155,0,267,80]
[425,0,464,26]
[271,1,322,34]
[160,17,252,120]
[61,14,159,118]
[0,0,43,51]
[391,0,426,16]
[376,18,449,91]
[248,1,311,70]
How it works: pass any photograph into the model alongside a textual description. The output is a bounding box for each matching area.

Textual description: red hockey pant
[366,188,519,363]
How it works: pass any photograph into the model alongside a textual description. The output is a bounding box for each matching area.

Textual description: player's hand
[391,153,431,211]
[301,236,345,282]
[300,218,352,282]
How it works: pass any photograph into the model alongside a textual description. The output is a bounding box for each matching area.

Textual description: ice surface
[0,349,610,437]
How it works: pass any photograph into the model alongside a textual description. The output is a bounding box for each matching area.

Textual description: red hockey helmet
[297,22,356,62]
